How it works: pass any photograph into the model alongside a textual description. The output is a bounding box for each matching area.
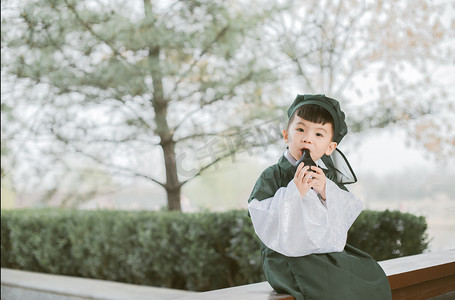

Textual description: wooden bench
[2,249,453,299]
[174,281,293,300]
[177,249,455,300]
[380,249,455,299]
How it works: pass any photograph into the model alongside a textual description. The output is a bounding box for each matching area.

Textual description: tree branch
[179,147,238,187]
[65,0,121,58]
[68,143,165,188]
[179,136,279,187]
[290,54,314,91]
[175,132,224,144]
[64,0,147,81]
[173,70,253,132]
[174,25,230,89]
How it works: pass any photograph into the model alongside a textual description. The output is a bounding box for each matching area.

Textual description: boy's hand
[308,166,326,200]
[294,163,315,198]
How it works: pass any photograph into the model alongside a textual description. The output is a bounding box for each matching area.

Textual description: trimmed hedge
[347,209,429,261]
[1,209,428,291]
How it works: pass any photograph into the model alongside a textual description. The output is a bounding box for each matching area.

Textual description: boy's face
[282,115,337,162]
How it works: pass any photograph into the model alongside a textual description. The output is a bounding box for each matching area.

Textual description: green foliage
[1,208,428,291]
[347,210,429,261]
[1,0,278,210]
[0,209,265,291]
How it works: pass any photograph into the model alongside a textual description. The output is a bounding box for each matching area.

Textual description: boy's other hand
[308,166,326,200]
[294,163,314,198]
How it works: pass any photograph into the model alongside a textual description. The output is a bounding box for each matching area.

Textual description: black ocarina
[295,149,316,171]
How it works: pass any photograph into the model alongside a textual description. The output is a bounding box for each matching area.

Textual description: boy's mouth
[300,147,309,155]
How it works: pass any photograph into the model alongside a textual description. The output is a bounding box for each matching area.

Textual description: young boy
[248,94,392,300]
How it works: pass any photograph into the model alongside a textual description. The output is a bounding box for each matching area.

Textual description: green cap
[287,94,348,144]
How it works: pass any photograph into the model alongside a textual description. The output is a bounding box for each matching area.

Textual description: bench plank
[379,249,455,299]
[174,282,293,300]
[184,249,455,300]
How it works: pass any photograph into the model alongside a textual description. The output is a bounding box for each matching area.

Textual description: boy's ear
[282,129,289,143]
[325,141,337,156]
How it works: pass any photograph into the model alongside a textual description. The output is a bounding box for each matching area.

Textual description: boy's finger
[311,166,323,174]
[303,168,314,180]
[294,162,305,178]
[298,166,310,181]
[310,171,322,179]
[307,177,316,187]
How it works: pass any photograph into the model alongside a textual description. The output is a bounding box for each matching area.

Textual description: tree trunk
[166,183,182,211]
[149,45,182,211]
[162,138,182,211]
[143,1,182,211]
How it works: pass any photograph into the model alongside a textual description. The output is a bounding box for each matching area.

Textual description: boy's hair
[288,104,335,141]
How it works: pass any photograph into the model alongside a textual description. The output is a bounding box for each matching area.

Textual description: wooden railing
[380,249,455,299]
[2,249,454,300]
[179,249,455,300]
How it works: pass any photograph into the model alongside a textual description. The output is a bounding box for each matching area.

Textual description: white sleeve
[324,179,363,252]
[248,178,363,257]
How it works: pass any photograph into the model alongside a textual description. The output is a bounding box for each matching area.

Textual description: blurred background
[1,0,454,252]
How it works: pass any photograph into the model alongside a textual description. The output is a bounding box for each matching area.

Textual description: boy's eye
[316,133,323,137]
[297,128,304,132]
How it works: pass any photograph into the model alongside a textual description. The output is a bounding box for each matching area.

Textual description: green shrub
[1,208,428,291]
[347,209,429,261]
